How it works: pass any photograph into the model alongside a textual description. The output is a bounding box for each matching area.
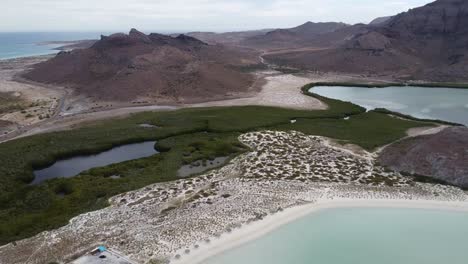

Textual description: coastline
[172,198,468,264]
[0,51,57,61]
[305,81,468,90]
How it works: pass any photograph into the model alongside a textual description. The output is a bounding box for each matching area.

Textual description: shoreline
[0,52,57,62]
[306,81,468,89]
[304,84,467,127]
[172,198,468,264]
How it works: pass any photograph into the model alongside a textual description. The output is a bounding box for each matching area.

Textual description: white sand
[172,198,468,264]
[406,125,449,137]
[189,74,327,110]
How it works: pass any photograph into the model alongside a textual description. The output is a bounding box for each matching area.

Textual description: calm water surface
[202,208,468,264]
[311,86,468,125]
[32,141,158,184]
[0,32,104,59]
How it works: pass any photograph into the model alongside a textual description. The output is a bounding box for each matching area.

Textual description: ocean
[0,32,106,60]
[202,207,468,264]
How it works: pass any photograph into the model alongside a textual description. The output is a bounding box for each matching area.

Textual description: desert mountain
[264,0,468,81]
[242,22,349,50]
[181,29,274,45]
[290,21,349,36]
[23,29,258,103]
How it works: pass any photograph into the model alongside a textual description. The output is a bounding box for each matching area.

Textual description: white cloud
[0,0,433,32]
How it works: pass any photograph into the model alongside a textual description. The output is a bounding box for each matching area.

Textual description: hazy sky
[2,0,433,32]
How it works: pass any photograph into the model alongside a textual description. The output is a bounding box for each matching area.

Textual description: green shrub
[0,85,429,244]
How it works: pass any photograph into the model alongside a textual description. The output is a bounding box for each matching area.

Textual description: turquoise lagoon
[311,86,468,125]
[202,207,468,264]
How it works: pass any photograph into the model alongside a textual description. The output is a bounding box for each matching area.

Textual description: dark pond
[32,141,158,184]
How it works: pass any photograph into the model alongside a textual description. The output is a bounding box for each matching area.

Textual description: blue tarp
[98,246,107,252]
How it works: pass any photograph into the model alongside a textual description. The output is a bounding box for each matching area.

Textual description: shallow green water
[311,86,468,125]
[202,208,468,264]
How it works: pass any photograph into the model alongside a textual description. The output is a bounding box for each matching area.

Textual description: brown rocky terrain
[242,22,349,50]
[379,127,468,189]
[263,0,468,81]
[184,22,351,51]
[23,29,259,103]
[182,29,274,45]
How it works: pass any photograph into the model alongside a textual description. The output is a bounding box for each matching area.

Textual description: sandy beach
[173,198,468,264]
[0,130,467,264]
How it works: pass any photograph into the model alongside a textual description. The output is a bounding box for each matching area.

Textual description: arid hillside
[264,0,468,81]
[242,21,349,50]
[379,127,468,189]
[23,29,259,103]
[182,29,273,45]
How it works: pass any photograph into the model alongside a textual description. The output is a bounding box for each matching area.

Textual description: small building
[72,246,136,264]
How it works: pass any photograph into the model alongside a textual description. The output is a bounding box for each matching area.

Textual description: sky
[1,0,433,33]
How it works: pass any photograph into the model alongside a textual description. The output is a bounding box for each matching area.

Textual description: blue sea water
[0,32,105,60]
[202,208,468,264]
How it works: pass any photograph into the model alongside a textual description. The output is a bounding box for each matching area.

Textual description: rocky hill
[242,22,349,50]
[264,0,468,81]
[378,127,468,189]
[23,29,258,103]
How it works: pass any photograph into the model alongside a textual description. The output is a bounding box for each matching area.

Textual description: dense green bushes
[0,85,431,244]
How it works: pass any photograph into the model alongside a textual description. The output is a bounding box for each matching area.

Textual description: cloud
[1,0,433,32]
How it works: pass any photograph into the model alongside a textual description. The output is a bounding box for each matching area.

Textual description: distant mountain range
[262,0,468,81]
[241,22,349,50]
[180,29,273,45]
[24,0,468,102]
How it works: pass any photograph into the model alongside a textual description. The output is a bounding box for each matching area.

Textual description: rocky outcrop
[263,0,468,81]
[386,0,468,36]
[379,127,468,189]
[344,31,391,51]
